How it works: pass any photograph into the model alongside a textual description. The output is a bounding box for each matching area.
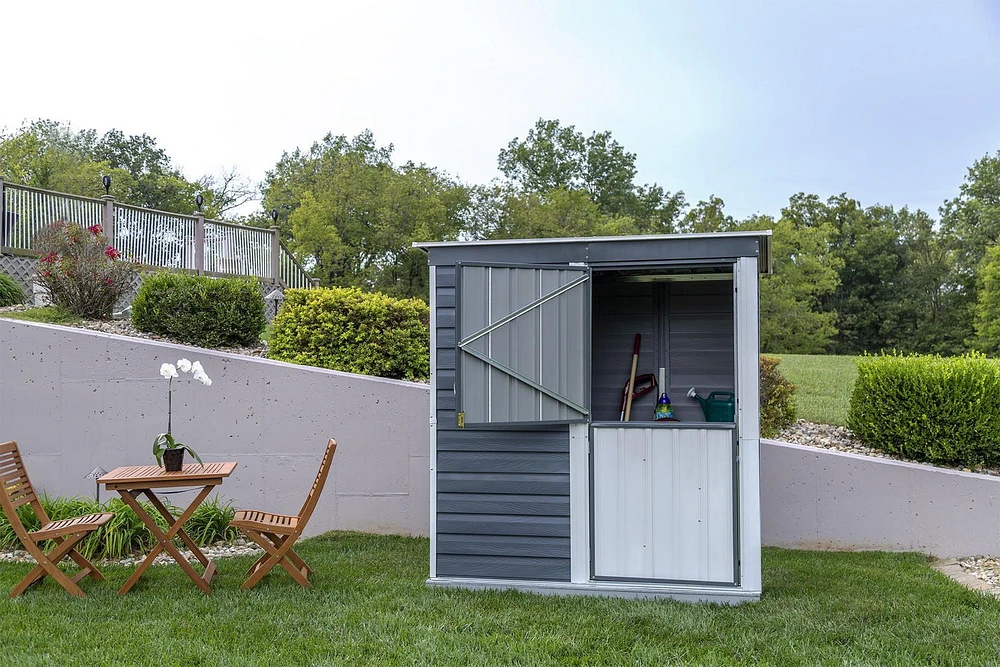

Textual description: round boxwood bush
[269,286,429,380]
[848,352,1000,468]
[131,273,266,347]
[0,273,24,307]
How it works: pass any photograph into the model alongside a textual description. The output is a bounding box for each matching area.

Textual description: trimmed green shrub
[760,354,797,438]
[269,286,429,380]
[32,220,137,319]
[848,352,1000,468]
[131,273,266,347]
[0,273,24,307]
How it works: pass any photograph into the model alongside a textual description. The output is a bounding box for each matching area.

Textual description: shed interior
[591,266,735,424]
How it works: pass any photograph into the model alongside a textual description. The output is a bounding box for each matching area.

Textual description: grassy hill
[773,354,858,426]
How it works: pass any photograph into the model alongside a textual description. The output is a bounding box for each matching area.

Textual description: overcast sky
[2,0,998,220]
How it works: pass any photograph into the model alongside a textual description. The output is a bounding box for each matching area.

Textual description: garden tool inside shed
[619,373,657,421]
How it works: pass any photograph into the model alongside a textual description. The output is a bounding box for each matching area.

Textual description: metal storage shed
[415,231,772,604]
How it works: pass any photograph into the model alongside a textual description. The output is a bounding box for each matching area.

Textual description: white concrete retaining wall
[761,439,1000,557]
[0,320,431,537]
[4,318,1000,557]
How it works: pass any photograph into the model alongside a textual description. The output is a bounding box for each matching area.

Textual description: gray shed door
[457,263,589,425]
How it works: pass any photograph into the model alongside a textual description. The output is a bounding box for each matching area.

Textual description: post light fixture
[195,194,204,211]
[270,209,279,224]
[101,175,112,195]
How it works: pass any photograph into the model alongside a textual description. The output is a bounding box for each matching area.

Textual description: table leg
[144,493,210,567]
[117,485,217,595]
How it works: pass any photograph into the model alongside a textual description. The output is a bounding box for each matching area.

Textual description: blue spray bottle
[654,367,674,420]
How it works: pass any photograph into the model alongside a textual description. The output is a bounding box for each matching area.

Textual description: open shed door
[457,263,589,426]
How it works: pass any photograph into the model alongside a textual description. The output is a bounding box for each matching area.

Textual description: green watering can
[686,387,735,422]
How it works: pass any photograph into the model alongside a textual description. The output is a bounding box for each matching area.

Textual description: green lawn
[0,305,81,325]
[775,354,858,426]
[0,532,997,665]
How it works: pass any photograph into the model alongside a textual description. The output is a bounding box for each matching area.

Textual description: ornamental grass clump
[0,272,24,307]
[32,220,136,319]
[848,352,1000,468]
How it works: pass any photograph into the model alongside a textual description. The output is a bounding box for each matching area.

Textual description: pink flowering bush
[33,220,138,319]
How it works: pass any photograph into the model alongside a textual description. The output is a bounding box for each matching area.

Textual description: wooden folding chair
[0,441,114,598]
[231,438,337,590]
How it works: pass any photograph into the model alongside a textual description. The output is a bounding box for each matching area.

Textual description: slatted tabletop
[98,462,237,486]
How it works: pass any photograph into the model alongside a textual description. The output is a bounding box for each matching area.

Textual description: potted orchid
[154,358,212,471]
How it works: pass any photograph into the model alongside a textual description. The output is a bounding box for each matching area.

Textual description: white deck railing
[0,180,313,289]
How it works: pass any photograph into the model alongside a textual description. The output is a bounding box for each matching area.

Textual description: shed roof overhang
[414,230,773,274]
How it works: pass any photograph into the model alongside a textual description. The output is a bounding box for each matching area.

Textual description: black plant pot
[163,448,185,472]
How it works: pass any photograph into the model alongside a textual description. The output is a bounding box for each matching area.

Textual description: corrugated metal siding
[592,426,735,583]
[457,265,587,424]
[669,281,734,422]
[591,280,659,421]
[591,278,733,423]
[435,266,571,582]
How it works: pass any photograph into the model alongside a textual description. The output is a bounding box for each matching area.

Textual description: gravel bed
[957,556,1000,596]
[0,539,262,566]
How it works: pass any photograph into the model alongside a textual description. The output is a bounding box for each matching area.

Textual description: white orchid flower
[195,373,212,386]
[191,361,204,375]
[177,358,192,373]
[159,363,178,379]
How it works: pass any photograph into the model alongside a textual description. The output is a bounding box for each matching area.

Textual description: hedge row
[269,286,429,381]
[848,352,1000,468]
[131,273,266,347]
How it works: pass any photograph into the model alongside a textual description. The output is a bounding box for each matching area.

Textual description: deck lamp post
[195,194,204,212]
[271,209,279,224]
[102,175,111,195]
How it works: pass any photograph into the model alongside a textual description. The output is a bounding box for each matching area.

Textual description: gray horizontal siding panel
[438,452,569,474]
[436,266,456,288]
[437,348,456,370]
[437,555,570,581]
[437,472,570,495]
[437,534,570,558]
[437,430,569,453]
[437,328,456,348]
[438,410,458,429]
[437,493,569,516]
[437,369,455,391]
[669,294,732,313]
[437,286,456,307]
[437,513,571,537]
[437,389,456,411]
[437,309,456,328]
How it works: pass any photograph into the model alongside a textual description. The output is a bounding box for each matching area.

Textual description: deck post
[101,195,115,247]
[0,178,6,248]
[270,226,281,285]
[194,212,205,275]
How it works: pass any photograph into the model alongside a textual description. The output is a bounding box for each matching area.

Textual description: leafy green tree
[0,120,244,218]
[737,209,841,354]
[261,130,470,299]
[498,118,685,232]
[974,244,1000,354]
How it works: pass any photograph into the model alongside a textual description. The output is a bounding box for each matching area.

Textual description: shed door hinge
[457,412,465,429]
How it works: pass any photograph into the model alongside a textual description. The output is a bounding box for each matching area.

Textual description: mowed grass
[775,354,858,426]
[0,305,81,325]
[0,532,998,666]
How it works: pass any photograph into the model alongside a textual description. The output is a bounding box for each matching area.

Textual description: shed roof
[414,230,773,274]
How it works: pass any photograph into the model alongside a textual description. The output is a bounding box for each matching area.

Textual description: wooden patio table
[97,462,237,595]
